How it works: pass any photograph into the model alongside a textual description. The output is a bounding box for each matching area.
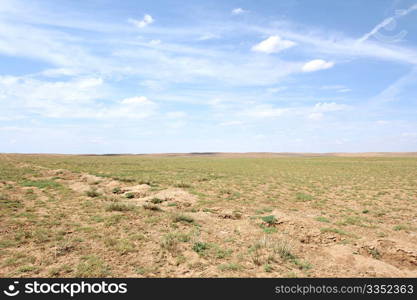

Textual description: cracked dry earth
[0,155,416,277]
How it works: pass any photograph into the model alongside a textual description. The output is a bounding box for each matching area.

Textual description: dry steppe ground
[0,153,416,277]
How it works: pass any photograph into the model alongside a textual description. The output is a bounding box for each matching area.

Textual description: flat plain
[0,153,416,277]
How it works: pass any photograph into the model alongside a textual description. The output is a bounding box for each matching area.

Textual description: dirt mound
[121,184,151,198]
[140,188,197,209]
[359,239,417,270]
[322,244,412,277]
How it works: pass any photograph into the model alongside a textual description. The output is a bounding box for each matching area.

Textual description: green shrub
[261,215,277,225]
[125,192,134,199]
[192,242,209,254]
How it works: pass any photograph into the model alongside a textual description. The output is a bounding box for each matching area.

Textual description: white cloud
[252,35,296,54]
[129,14,154,29]
[40,68,80,77]
[99,96,157,119]
[338,88,352,93]
[140,80,165,91]
[308,112,324,120]
[302,59,334,72]
[121,96,152,105]
[240,105,287,118]
[232,8,247,15]
[321,85,351,93]
[197,33,219,41]
[219,121,243,126]
[250,18,417,65]
[78,78,103,89]
[0,75,158,120]
[148,39,161,46]
[313,102,349,112]
[166,111,187,118]
[308,102,349,120]
[266,87,287,93]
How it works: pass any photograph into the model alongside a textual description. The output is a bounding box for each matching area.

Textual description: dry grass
[0,153,416,277]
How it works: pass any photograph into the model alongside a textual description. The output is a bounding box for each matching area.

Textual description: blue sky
[0,0,417,153]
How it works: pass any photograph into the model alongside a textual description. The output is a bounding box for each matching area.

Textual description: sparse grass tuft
[21,180,62,189]
[143,204,162,211]
[393,224,408,231]
[150,197,164,204]
[295,192,313,202]
[218,263,243,271]
[106,203,135,212]
[192,242,210,255]
[86,188,100,198]
[112,187,121,194]
[172,214,195,224]
[76,255,111,277]
[315,216,330,223]
[261,215,278,225]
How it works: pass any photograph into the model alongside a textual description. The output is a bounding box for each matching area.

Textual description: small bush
[192,242,210,254]
[150,197,164,204]
[261,215,277,225]
[173,214,195,224]
[86,189,100,198]
[161,234,179,253]
[105,203,135,212]
[143,204,162,211]
[112,187,121,194]
[125,192,135,199]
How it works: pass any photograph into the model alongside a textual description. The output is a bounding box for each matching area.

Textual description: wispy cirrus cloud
[357,3,417,43]
[1,0,417,153]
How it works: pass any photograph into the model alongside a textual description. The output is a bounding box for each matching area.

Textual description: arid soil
[0,153,416,277]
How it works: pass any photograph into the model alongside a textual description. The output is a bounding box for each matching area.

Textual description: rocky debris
[217,210,243,220]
